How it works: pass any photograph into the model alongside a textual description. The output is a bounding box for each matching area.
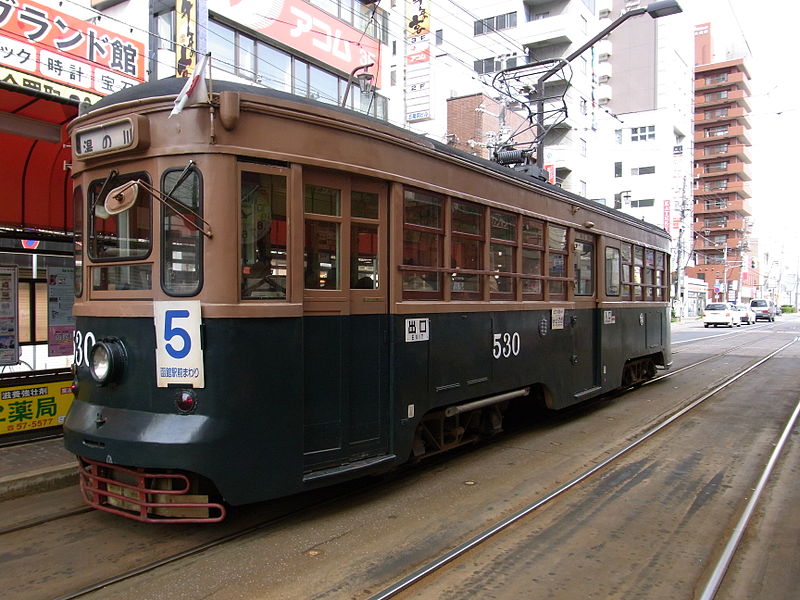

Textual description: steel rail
[697,390,800,600]
[367,336,799,600]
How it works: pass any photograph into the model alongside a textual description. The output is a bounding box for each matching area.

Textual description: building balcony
[517,14,582,49]
[694,88,751,112]
[694,124,751,146]
[693,236,747,252]
[693,161,752,182]
[694,143,752,164]
[693,196,752,217]
[693,218,748,234]
[694,70,751,95]
[694,105,750,128]
[694,179,751,199]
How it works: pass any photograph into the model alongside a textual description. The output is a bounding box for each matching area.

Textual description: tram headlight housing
[89,339,127,385]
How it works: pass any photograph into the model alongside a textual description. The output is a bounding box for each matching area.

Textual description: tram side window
[633,246,644,300]
[88,171,152,291]
[521,217,544,300]
[451,200,483,299]
[351,190,379,289]
[605,247,621,296]
[73,186,83,298]
[402,189,443,298]
[548,225,568,299]
[574,239,594,295]
[644,248,655,300]
[655,252,666,300]
[490,210,516,297]
[241,172,288,300]
[620,243,632,299]
[304,185,341,289]
[162,167,203,296]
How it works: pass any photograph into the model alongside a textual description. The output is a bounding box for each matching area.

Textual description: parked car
[703,303,740,328]
[775,305,783,316]
[736,303,756,325]
[750,299,776,322]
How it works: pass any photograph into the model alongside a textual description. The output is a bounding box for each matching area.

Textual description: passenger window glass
[402,190,442,297]
[522,218,543,246]
[305,184,340,216]
[548,225,567,251]
[522,248,542,299]
[574,240,593,295]
[451,201,483,298]
[352,190,379,219]
[305,220,339,289]
[351,222,378,289]
[605,247,620,296]
[162,166,203,296]
[88,171,151,261]
[490,210,516,241]
[240,171,288,300]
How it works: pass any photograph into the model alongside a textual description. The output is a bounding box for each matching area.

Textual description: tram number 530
[493,331,521,359]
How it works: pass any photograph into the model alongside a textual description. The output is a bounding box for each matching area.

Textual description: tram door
[571,235,600,396]
[301,171,389,471]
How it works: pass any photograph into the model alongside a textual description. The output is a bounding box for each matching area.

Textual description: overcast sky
[680,0,799,268]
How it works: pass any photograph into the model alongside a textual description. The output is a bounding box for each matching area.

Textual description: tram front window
[88,171,152,291]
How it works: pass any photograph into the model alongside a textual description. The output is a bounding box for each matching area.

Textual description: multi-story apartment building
[686,24,754,303]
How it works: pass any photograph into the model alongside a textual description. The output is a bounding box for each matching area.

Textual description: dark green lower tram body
[64,306,669,519]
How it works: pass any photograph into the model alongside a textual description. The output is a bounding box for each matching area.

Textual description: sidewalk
[0,437,77,501]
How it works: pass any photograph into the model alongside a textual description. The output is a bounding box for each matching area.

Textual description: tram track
[366,336,799,599]
[4,330,796,600]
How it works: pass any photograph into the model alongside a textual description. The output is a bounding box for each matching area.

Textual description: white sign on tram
[154,301,205,388]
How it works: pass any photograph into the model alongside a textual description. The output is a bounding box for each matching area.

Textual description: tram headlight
[89,339,127,385]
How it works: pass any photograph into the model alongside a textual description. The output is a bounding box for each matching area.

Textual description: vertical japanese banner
[47,266,75,357]
[0,266,19,366]
[175,0,198,76]
[405,0,431,123]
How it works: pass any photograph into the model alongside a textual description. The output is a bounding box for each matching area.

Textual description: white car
[736,303,756,325]
[703,303,740,328]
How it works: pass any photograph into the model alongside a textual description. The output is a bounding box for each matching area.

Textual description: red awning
[0,81,79,235]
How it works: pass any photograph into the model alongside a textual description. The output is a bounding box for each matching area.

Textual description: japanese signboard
[176,0,198,76]
[0,0,145,102]
[405,0,431,123]
[0,266,18,366]
[0,380,73,434]
[208,0,381,86]
[47,266,74,357]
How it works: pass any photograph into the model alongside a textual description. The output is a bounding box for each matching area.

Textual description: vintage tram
[64,78,671,522]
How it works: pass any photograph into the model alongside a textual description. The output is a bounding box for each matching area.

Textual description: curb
[0,462,78,502]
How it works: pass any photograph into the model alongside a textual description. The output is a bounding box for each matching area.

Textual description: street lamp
[534,0,682,168]
[341,62,375,108]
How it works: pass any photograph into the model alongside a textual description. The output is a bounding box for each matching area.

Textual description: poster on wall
[47,267,75,357]
[0,266,19,366]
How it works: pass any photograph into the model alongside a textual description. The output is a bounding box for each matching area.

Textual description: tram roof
[86,77,670,242]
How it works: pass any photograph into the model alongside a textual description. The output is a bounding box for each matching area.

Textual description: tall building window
[474,12,517,35]
[631,126,655,142]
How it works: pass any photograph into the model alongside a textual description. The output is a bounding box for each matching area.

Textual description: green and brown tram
[64,78,671,522]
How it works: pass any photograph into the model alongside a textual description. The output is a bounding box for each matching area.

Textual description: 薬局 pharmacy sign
[0,0,145,102]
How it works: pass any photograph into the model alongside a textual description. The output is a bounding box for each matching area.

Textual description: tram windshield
[88,171,153,291]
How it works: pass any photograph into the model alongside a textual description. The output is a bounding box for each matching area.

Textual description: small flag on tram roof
[170,53,210,117]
